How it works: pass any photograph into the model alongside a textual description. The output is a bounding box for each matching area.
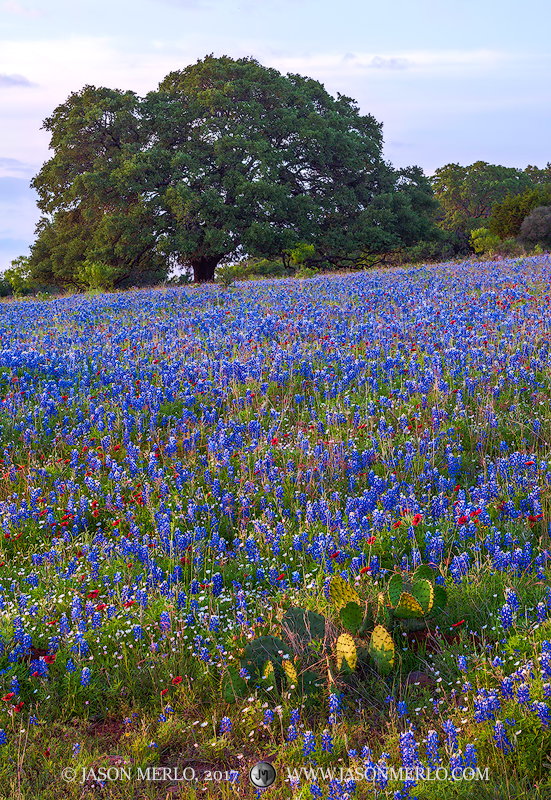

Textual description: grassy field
[1,256,551,799]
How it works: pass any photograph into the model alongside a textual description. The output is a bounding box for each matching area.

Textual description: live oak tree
[29,86,168,290]
[28,55,439,286]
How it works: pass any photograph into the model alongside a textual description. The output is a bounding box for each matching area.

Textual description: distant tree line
[4,55,551,293]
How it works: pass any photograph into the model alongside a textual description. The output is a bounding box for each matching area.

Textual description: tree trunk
[190,254,224,283]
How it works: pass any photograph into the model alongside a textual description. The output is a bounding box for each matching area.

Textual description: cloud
[0,73,37,88]
[0,157,38,178]
[1,1,45,17]
[369,56,409,70]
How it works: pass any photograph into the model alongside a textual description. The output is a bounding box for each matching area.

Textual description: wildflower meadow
[2,256,551,799]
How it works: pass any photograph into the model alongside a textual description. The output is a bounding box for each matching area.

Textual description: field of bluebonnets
[2,255,551,799]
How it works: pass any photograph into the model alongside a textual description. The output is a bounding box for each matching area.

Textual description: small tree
[470,227,501,256]
[3,255,34,296]
[518,206,551,250]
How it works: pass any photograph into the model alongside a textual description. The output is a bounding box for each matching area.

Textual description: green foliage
[77,259,120,291]
[488,186,551,239]
[215,263,239,288]
[3,255,35,296]
[470,227,502,256]
[29,55,439,287]
[431,161,535,236]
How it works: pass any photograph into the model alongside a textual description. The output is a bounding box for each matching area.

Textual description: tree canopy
[430,161,536,237]
[488,185,551,240]
[27,54,439,286]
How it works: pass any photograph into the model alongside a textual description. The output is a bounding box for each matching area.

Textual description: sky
[1,0,550,272]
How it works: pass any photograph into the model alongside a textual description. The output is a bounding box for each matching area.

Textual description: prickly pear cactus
[432,584,448,614]
[368,625,395,675]
[336,632,357,672]
[262,660,275,682]
[375,592,391,627]
[242,635,291,683]
[412,564,435,583]
[388,573,404,607]
[282,659,298,687]
[281,607,326,645]
[393,592,425,619]
[330,575,361,610]
[339,601,363,634]
[221,666,248,703]
[411,578,434,614]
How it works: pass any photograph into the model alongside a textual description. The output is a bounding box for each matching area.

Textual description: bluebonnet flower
[536,702,551,728]
[493,721,513,753]
[286,725,298,742]
[303,730,316,759]
[263,709,274,725]
[443,719,458,753]
[501,677,514,699]
[425,730,441,769]
[464,743,477,769]
[0,730,6,745]
[321,729,333,752]
[397,700,408,717]
[500,603,514,630]
[220,716,232,734]
[517,683,531,706]
[81,667,91,687]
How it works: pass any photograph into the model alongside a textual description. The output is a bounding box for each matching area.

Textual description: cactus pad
[411,578,434,614]
[282,659,298,687]
[340,601,363,633]
[281,607,326,645]
[388,573,404,607]
[432,585,448,614]
[393,592,425,619]
[330,575,361,610]
[262,660,275,682]
[412,564,435,583]
[221,666,248,703]
[336,632,357,671]
[242,635,291,681]
[369,625,395,675]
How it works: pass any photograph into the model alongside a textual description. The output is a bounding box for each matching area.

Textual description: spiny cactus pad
[393,592,425,618]
[330,575,361,610]
[369,625,395,675]
[221,666,248,703]
[388,573,404,607]
[432,585,448,614]
[411,578,434,614]
[340,601,363,633]
[281,607,326,645]
[376,592,391,627]
[262,660,275,681]
[242,635,291,679]
[412,564,435,583]
[336,632,357,671]
[282,659,298,687]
